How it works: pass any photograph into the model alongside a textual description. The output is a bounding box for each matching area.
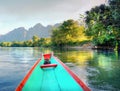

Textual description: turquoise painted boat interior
[22,56,84,91]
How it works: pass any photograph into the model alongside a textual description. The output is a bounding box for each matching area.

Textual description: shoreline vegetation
[0,38,119,51]
[0,0,120,51]
[0,39,117,51]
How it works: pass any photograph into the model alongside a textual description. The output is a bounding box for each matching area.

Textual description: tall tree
[23,40,33,47]
[52,19,86,46]
[32,35,40,47]
[84,3,120,49]
[109,0,120,50]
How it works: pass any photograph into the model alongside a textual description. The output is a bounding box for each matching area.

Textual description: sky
[0,0,106,35]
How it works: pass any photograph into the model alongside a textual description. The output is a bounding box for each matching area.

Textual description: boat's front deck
[20,56,84,91]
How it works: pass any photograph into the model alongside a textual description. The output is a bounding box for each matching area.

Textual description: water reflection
[54,49,93,64]
[53,49,93,86]
[0,47,120,91]
[87,50,120,91]
[54,49,120,91]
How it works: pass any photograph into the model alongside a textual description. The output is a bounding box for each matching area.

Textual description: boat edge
[15,58,41,91]
[54,56,91,91]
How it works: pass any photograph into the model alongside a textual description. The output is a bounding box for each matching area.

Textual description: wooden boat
[16,53,90,91]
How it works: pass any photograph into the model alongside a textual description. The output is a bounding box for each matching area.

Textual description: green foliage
[23,40,33,47]
[32,35,40,47]
[52,19,87,46]
[109,0,120,38]
[38,38,51,47]
[0,42,12,47]
[0,35,52,47]
[11,41,23,47]
[84,1,120,49]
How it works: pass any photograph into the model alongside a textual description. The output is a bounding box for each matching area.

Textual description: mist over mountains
[0,23,60,42]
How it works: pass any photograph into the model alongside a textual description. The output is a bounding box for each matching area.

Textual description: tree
[39,38,51,47]
[0,42,12,47]
[84,3,120,49]
[23,40,33,47]
[32,35,40,47]
[52,19,86,46]
[109,0,120,50]
[11,41,22,47]
[109,0,120,28]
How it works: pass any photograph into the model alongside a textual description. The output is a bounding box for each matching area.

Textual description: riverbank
[61,44,118,51]
[58,42,94,50]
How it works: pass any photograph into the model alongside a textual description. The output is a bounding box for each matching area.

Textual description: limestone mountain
[0,23,60,42]
[0,27,27,42]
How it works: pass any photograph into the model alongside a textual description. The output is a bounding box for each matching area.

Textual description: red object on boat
[40,64,57,68]
[16,53,91,91]
[43,54,51,60]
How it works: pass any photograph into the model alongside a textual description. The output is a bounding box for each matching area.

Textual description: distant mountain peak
[15,27,26,29]
[46,25,53,28]
[33,23,44,28]
[0,23,61,42]
[13,27,26,31]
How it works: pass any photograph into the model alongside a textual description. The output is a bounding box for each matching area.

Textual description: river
[0,47,120,91]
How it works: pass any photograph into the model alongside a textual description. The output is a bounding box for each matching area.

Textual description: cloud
[0,0,106,34]
[0,0,106,16]
[0,0,63,15]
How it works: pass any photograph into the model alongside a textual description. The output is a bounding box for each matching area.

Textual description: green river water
[0,47,120,91]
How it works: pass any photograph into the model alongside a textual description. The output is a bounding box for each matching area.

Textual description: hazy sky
[0,0,106,34]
